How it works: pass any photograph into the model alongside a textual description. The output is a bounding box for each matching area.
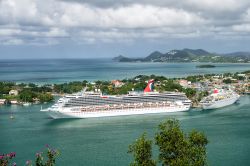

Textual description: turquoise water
[1,96,250,165]
[1,59,250,165]
[0,59,250,83]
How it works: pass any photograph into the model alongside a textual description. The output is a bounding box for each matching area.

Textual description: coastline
[1,70,249,108]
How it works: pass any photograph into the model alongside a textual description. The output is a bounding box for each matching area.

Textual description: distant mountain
[112,55,137,62]
[224,52,250,58]
[112,55,126,61]
[144,51,164,61]
[182,48,212,56]
[113,49,250,63]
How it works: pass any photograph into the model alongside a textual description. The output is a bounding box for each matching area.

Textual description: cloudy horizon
[0,0,250,59]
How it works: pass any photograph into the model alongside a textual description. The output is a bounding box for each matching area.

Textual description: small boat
[10,115,14,119]
[23,102,31,106]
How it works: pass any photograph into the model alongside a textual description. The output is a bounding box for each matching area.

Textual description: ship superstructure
[41,80,191,119]
[200,89,240,110]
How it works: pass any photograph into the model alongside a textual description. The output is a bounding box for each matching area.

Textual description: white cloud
[57,3,205,28]
[232,24,250,32]
[242,8,250,21]
[186,0,248,12]
[0,0,250,45]
[1,38,24,45]
[0,28,21,36]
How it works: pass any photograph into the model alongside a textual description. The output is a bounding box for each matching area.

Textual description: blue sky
[0,0,250,59]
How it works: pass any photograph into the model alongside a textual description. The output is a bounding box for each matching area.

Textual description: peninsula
[113,49,250,63]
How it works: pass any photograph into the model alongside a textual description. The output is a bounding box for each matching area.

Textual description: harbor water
[0,95,250,165]
[1,59,250,165]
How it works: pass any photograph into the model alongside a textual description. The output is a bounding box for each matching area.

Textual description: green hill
[113,49,250,63]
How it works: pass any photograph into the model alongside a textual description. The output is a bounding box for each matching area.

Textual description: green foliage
[155,119,208,166]
[186,76,198,82]
[223,79,232,84]
[30,85,53,93]
[128,133,156,166]
[19,90,36,102]
[161,80,183,92]
[134,82,147,91]
[188,130,208,166]
[183,88,197,98]
[34,146,59,166]
[0,146,59,166]
[103,83,134,95]
[242,70,250,74]
[53,81,87,93]
[28,83,37,88]
[129,119,209,166]
[0,152,16,166]
[38,93,54,103]
[196,91,209,102]
[155,119,189,166]
[0,82,15,94]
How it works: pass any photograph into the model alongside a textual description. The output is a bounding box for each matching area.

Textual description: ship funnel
[144,79,154,92]
[213,89,219,93]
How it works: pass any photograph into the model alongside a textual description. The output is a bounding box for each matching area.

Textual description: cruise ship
[41,80,191,119]
[200,89,240,110]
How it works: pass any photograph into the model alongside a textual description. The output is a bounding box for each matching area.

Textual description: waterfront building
[10,100,18,104]
[111,80,124,88]
[0,99,6,105]
[9,90,18,96]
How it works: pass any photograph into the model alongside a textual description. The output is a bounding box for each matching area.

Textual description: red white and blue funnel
[144,79,154,92]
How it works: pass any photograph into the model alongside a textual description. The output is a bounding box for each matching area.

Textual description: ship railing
[79,101,178,112]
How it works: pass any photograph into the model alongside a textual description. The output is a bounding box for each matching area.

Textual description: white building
[0,99,6,105]
[9,90,18,96]
[10,100,18,104]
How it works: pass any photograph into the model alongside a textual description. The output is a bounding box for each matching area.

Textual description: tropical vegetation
[0,145,59,166]
[128,119,208,166]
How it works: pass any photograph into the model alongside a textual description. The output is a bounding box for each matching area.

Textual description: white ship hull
[202,95,239,110]
[42,105,190,119]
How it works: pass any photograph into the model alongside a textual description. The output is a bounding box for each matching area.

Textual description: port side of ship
[43,101,191,119]
[42,80,191,119]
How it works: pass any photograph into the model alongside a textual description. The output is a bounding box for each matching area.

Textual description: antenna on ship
[81,86,88,96]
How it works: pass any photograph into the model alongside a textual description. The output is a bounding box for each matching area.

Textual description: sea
[0,59,250,166]
[0,59,250,84]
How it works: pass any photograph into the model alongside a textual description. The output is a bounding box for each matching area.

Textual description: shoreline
[0,70,249,107]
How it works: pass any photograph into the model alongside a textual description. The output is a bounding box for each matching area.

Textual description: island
[196,64,216,68]
[113,49,250,63]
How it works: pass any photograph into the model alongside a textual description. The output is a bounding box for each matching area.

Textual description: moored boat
[200,89,240,110]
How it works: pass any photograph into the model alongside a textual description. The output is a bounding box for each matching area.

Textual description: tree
[183,88,197,98]
[128,133,156,166]
[19,90,36,102]
[155,119,189,166]
[0,145,59,166]
[188,130,208,166]
[129,119,208,166]
[38,93,54,103]
[162,80,183,92]
[155,119,208,166]
[223,79,232,84]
